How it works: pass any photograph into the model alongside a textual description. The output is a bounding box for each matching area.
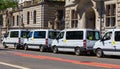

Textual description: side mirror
[26,35,29,39]
[56,37,59,40]
[4,34,8,38]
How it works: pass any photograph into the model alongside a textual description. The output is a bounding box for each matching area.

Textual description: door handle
[109,42,111,43]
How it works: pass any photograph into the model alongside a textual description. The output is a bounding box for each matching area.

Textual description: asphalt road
[0,43,120,69]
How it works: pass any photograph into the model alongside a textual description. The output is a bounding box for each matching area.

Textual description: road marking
[13,52,120,69]
[0,62,30,69]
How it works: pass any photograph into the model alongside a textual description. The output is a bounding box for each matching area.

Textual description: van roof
[29,29,58,31]
[106,29,120,32]
[8,29,28,31]
[62,29,99,31]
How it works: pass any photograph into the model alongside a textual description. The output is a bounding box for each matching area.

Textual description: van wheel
[3,43,8,48]
[40,46,44,52]
[53,46,58,54]
[75,47,81,56]
[14,44,18,50]
[24,44,28,50]
[96,49,104,58]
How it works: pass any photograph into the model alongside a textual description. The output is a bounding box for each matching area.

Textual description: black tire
[24,44,28,50]
[53,46,58,54]
[96,49,104,58]
[14,44,18,50]
[40,46,44,52]
[75,47,81,56]
[3,43,8,48]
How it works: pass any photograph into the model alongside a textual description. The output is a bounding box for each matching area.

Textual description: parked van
[94,29,120,57]
[2,29,29,49]
[51,29,100,55]
[23,29,59,52]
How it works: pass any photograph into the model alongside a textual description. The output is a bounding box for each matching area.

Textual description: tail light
[46,38,48,46]
[18,38,21,44]
[83,40,86,48]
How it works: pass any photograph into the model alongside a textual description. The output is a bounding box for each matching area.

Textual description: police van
[23,29,59,52]
[94,29,120,57]
[2,29,29,49]
[51,29,100,55]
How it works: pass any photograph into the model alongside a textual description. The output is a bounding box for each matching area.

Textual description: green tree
[0,0,18,31]
[0,0,18,13]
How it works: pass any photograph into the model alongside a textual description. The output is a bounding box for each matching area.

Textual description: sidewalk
[0,42,3,49]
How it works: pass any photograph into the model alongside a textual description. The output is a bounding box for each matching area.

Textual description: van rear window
[34,31,46,38]
[87,31,100,40]
[66,31,83,40]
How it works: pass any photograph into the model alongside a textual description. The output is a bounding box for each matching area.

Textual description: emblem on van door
[64,39,67,43]
[112,41,116,45]
[32,38,34,41]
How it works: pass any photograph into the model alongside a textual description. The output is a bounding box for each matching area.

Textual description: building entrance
[85,8,95,29]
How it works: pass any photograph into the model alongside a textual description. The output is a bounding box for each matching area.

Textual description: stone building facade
[65,0,120,34]
[2,0,65,34]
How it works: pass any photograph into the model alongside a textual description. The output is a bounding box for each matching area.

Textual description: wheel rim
[14,44,17,49]
[3,43,7,48]
[40,46,44,52]
[75,48,80,56]
[96,49,103,57]
[24,45,28,50]
[53,47,58,53]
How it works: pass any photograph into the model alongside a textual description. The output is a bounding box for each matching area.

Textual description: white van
[2,29,29,49]
[94,29,120,57]
[23,29,59,52]
[51,29,100,55]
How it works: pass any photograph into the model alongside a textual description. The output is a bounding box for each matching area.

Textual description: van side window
[57,32,64,39]
[34,31,46,38]
[66,31,83,40]
[115,31,120,41]
[103,32,112,40]
[10,31,19,38]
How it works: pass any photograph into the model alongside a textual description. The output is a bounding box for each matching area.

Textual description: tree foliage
[0,0,18,28]
[0,0,18,11]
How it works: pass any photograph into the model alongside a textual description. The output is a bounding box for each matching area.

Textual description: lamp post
[100,0,103,35]
[18,4,23,29]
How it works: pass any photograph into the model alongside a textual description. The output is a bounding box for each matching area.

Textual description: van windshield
[27,31,33,38]
[21,31,30,38]
[87,31,100,40]
[48,31,59,39]
[115,31,120,41]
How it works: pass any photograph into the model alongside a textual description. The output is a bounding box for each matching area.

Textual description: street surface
[0,43,120,69]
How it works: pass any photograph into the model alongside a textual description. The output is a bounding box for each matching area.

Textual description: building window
[106,4,116,27]
[17,15,19,26]
[27,11,30,24]
[33,10,36,24]
[71,10,78,28]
